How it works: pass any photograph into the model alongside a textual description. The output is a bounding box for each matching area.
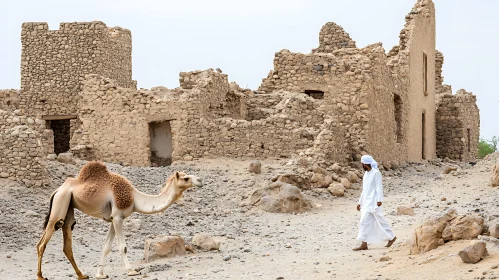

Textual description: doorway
[149,121,173,166]
[46,119,71,155]
[422,113,426,160]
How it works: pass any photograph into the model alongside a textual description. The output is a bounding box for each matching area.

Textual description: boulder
[442,214,484,242]
[328,183,345,197]
[410,209,484,255]
[458,242,488,264]
[57,152,75,164]
[274,174,310,190]
[340,178,351,189]
[192,233,220,251]
[441,166,457,174]
[489,222,499,238]
[249,160,262,174]
[47,154,57,161]
[331,163,341,172]
[144,235,186,263]
[310,173,333,188]
[347,171,358,183]
[491,159,499,187]
[250,182,312,213]
[410,209,457,255]
[396,206,415,216]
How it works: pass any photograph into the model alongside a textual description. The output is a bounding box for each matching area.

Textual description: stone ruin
[0,0,480,186]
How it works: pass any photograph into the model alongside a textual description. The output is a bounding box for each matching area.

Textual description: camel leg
[95,223,116,279]
[62,207,88,279]
[113,217,139,276]
[37,189,72,280]
[37,225,56,280]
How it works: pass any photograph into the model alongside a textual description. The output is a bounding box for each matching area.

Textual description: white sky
[2,0,498,140]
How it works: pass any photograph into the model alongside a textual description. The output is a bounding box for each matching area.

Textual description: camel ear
[175,171,180,180]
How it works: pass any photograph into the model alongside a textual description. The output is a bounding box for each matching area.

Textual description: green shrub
[478,136,497,158]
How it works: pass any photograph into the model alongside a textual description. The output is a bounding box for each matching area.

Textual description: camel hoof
[127,270,140,276]
[78,275,89,279]
[37,277,48,280]
[95,274,109,279]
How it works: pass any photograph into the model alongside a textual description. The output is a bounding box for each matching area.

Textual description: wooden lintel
[41,115,78,120]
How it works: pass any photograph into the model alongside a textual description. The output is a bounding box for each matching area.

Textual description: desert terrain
[1,154,498,280]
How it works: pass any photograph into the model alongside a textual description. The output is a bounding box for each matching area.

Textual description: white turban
[361,155,378,169]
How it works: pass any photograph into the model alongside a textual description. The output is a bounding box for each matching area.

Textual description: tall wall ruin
[20,21,136,117]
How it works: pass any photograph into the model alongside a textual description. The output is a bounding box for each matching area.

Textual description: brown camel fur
[36,161,203,280]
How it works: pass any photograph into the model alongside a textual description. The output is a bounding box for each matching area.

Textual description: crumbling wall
[246,94,284,121]
[73,70,348,166]
[364,44,407,167]
[20,21,135,117]
[386,0,437,161]
[0,89,20,110]
[312,22,356,54]
[436,89,479,161]
[0,110,54,155]
[0,120,51,187]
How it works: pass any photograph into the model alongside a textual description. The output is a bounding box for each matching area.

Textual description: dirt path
[1,156,498,280]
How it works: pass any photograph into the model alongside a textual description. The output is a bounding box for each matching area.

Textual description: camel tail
[42,190,57,230]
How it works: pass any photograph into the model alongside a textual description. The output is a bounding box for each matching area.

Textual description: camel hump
[110,174,134,209]
[77,161,110,182]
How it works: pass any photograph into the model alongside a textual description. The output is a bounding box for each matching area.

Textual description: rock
[249,160,261,174]
[410,209,457,255]
[310,173,331,188]
[396,206,415,216]
[328,183,345,197]
[192,233,221,251]
[441,197,447,201]
[251,182,312,213]
[489,223,499,238]
[223,255,231,261]
[340,178,351,188]
[183,155,193,161]
[379,256,391,262]
[441,166,457,174]
[274,174,311,190]
[25,210,42,218]
[331,163,341,172]
[47,154,57,161]
[57,152,75,164]
[459,242,487,264]
[185,244,194,252]
[347,171,358,183]
[143,235,186,263]
[442,214,484,242]
[391,162,400,170]
[491,159,499,187]
[411,209,484,255]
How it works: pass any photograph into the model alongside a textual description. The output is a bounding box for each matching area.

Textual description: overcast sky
[2,0,498,140]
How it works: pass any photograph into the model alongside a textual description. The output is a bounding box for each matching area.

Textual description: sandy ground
[1,155,498,280]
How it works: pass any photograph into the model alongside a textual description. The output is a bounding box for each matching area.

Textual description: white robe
[357,168,395,244]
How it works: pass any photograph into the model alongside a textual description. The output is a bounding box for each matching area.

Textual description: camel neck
[132,181,181,214]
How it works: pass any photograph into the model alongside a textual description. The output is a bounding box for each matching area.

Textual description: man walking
[353,155,396,251]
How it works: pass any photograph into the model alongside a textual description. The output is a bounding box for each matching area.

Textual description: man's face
[362,163,368,171]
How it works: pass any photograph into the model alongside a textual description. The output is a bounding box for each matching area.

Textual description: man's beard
[363,165,368,171]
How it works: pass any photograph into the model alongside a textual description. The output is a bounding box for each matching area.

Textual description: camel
[36,161,203,280]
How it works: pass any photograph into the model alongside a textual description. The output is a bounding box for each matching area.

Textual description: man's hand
[377,202,382,207]
[357,204,361,211]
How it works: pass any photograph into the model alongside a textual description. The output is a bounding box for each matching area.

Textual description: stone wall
[71,69,350,166]
[20,21,135,117]
[0,89,20,110]
[436,89,480,161]
[257,42,407,165]
[386,0,437,161]
[0,125,51,187]
[312,22,356,54]
[0,110,54,155]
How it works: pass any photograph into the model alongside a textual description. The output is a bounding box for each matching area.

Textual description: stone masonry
[436,89,480,161]
[0,0,481,182]
[20,21,136,117]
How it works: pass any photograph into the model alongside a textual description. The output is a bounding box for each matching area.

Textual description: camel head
[163,171,203,192]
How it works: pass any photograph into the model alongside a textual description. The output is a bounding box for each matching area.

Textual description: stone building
[0,0,481,179]
[19,21,136,155]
